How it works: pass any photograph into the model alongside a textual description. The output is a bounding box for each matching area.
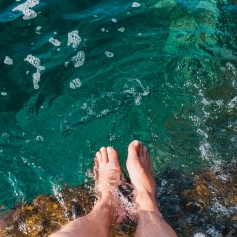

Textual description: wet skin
[49,140,178,237]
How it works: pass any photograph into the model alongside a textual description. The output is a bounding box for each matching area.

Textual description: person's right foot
[126,140,158,211]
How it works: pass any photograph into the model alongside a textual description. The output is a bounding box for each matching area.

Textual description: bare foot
[126,140,158,211]
[94,147,121,196]
[94,146,125,223]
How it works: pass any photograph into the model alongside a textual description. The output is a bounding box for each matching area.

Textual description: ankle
[135,190,159,211]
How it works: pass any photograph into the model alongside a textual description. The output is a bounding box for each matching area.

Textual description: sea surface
[0,0,237,222]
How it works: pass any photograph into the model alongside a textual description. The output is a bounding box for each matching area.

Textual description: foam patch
[49,37,61,47]
[4,56,13,65]
[32,70,41,89]
[71,51,85,67]
[12,0,39,20]
[70,78,82,89]
[132,2,141,7]
[24,54,45,71]
[118,27,125,32]
[105,51,114,57]
[67,30,81,49]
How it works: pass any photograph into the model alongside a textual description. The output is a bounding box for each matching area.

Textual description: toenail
[107,146,115,153]
[133,140,139,146]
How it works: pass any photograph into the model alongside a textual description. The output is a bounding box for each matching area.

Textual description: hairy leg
[49,146,122,237]
[126,140,178,237]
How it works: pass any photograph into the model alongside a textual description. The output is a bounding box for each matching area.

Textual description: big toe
[127,140,141,159]
[107,147,121,170]
[107,146,118,161]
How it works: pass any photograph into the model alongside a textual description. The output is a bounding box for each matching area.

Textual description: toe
[127,140,141,159]
[100,147,108,163]
[93,157,99,179]
[107,147,121,171]
[96,151,102,164]
[143,146,148,160]
[107,146,118,162]
[139,143,143,159]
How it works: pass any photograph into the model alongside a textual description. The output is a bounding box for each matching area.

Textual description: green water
[0,0,237,213]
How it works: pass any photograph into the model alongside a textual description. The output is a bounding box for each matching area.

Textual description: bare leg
[49,146,122,237]
[126,140,178,237]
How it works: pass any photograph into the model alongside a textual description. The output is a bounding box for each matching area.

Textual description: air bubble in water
[49,37,61,47]
[132,2,141,7]
[111,18,117,23]
[70,78,82,89]
[4,56,13,65]
[67,30,81,49]
[71,51,85,67]
[105,51,114,57]
[1,92,7,96]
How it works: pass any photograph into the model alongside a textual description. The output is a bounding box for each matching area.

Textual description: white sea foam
[199,142,211,160]
[51,183,70,221]
[228,96,237,110]
[4,56,13,65]
[67,30,81,49]
[36,135,44,141]
[197,129,208,138]
[64,61,69,67]
[70,78,82,89]
[132,2,141,7]
[118,27,125,32]
[32,70,41,89]
[71,51,85,67]
[24,54,45,71]
[24,55,45,89]
[35,26,41,34]
[22,8,37,20]
[12,0,39,20]
[105,51,114,57]
[49,37,61,46]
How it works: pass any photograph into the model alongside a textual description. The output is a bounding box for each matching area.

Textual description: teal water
[0,0,237,217]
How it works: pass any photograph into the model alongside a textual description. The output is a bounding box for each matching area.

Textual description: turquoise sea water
[0,0,237,218]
